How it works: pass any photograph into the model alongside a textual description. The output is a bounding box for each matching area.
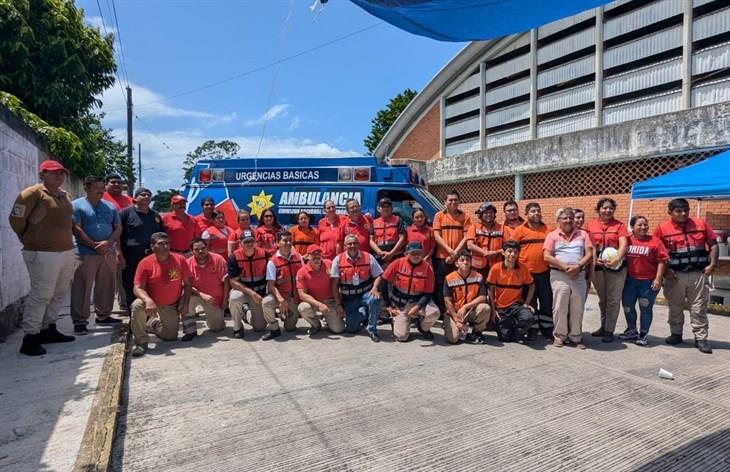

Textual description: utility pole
[126,86,134,194]
[138,143,142,186]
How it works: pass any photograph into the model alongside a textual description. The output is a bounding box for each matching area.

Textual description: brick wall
[391,102,440,161]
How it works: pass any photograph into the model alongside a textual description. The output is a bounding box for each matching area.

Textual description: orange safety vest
[336,251,373,297]
[388,257,434,308]
[290,226,319,255]
[272,253,304,300]
[445,270,483,311]
[232,247,269,295]
[470,223,504,270]
[372,214,402,252]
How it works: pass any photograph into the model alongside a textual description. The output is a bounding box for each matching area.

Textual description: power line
[95,0,128,107]
[108,0,131,86]
[118,21,383,111]
[134,114,171,150]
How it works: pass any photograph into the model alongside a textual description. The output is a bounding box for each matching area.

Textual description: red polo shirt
[186,252,228,307]
[338,215,373,253]
[318,215,345,259]
[102,192,133,210]
[162,212,199,252]
[296,259,334,301]
[134,253,191,306]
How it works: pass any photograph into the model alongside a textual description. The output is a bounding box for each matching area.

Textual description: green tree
[151,189,180,213]
[363,88,417,156]
[183,139,241,181]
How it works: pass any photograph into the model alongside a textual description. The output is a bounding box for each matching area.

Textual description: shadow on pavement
[632,427,730,472]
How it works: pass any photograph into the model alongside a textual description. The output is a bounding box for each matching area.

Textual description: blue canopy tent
[630,149,730,217]
[349,0,607,42]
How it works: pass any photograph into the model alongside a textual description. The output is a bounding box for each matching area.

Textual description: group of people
[10,161,719,358]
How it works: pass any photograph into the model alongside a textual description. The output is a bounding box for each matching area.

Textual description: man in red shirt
[131,232,192,357]
[338,198,373,253]
[296,245,345,335]
[654,198,718,354]
[162,195,199,255]
[102,173,134,312]
[186,238,228,340]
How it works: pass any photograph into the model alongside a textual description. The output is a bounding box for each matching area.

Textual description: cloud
[85,16,116,35]
[119,128,359,192]
[244,104,290,126]
[289,116,301,131]
[97,82,235,125]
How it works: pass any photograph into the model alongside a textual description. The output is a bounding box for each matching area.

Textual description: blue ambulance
[182,156,443,226]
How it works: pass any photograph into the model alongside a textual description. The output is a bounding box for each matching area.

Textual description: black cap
[240,229,255,241]
[378,197,392,206]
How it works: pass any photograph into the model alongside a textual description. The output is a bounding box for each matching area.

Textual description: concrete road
[112,295,730,472]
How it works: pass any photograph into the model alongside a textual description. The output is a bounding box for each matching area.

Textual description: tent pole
[628,199,634,222]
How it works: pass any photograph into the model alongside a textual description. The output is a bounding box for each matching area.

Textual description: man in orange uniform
[228,230,269,337]
[487,241,535,343]
[296,245,345,335]
[130,232,192,357]
[338,198,373,253]
[443,251,490,344]
[369,197,406,267]
[466,202,504,277]
[382,241,439,341]
[162,195,199,256]
[510,202,552,340]
[185,238,228,340]
[432,190,472,314]
[502,200,525,240]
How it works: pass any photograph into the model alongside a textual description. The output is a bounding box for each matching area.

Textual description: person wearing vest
[406,208,435,264]
[162,195,199,256]
[444,251,490,344]
[382,241,439,342]
[654,198,718,354]
[487,241,535,344]
[289,211,320,256]
[369,197,407,267]
[331,234,384,342]
[586,198,629,343]
[510,202,553,341]
[228,230,269,337]
[296,245,345,335]
[337,198,373,254]
[186,238,228,341]
[201,210,233,257]
[467,202,504,278]
[262,231,315,340]
[502,200,525,240]
[432,190,472,314]
[130,232,192,357]
[9,160,77,356]
[318,200,345,259]
[543,208,594,349]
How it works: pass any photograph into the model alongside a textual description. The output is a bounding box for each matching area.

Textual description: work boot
[602,332,614,343]
[526,328,538,341]
[368,330,381,343]
[96,316,122,324]
[262,329,281,341]
[415,317,434,340]
[19,334,46,356]
[232,328,245,339]
[131,343,147,357]
[591,327,605,337]
[73,324,89,335]
[695,339,713,354]
[307,325,320,336]
[38,324,75,343]
[181,332,197,342]
[665,334,683,345]
[466,331,487,344]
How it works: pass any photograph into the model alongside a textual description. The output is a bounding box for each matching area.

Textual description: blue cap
[406,241,424,253]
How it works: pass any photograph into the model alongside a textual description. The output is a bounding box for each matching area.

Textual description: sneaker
[591,327,605,337]
[96,316,122,324]
[19,334,47,356]
[262,329,281,341]
[695,339,713,354]
[232,328,245,339]
[73,324,89,335]
[131,343,147,357]
[368,330,381,343]
[602,332,615,343]
[146,317,161,334]
[635,334,649,346]
[420,330,434,341]
[466,331,486,344]
[618,329,639,341]
[181,332,197,342]
[38,324,75,343]
[665,333,683,345]
[307,325,320,336]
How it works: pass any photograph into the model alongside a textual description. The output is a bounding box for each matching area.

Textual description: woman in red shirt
[201,211,233,257]
[406,208,435,263]
[317,200,344,259]
[620,216,668,346]
[227,210,254,257]
[585,198,629,343]
[255,208,282,257]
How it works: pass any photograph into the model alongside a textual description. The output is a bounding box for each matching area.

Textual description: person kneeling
[296,245,345,335]
[186,238,229,340]
[131,232,192,357]
[444,251,490,344]
[382,242,439,342]
[487,241,535,343]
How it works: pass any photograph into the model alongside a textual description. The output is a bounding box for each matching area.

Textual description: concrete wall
[428,102,730,184]
[0,105,82,340]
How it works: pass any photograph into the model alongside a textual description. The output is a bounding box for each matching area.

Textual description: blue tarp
[631,150,730,200]
[350,0,608,42]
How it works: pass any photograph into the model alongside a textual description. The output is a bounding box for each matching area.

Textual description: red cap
[306,244,323,255]
[39,160,68,173]
[170,195,187,204]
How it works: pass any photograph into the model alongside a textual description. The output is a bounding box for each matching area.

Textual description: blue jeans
[342,292,380,334]
[622,276,659,335]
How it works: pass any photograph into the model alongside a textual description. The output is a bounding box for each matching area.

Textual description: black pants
[433,258,455,314]
[529,270,553,333]
[121,250,146,315]
[497,304,535,342]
